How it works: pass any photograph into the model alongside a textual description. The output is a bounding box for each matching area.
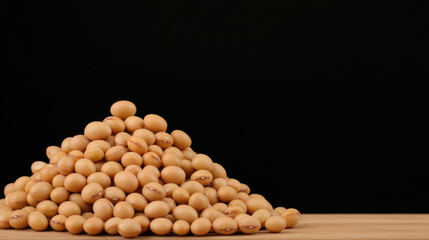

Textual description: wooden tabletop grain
[0,214,428,240]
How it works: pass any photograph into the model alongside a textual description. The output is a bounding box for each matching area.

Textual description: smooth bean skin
[173,219,190,235]
[190,170,213,186]
[103,116,126,134]
[265,216,286,233]
[84,121,112,141]
[142,182,166,201]
[36,200,58,218]
[83,217,104,235]
[93,198,113,221]
[63,173,86,193]
[149,217,172,236]
[29,182,53,201]
[143,114,167,132]
[191,154,213,171]
[217,186,237,203]
[81,183,104,204]
[104,217,122,235]
[237,215,261,234]
[118,218,141,238]
[50,214,67,231]
[110,100,137,120]
[7,191,28,210]
[188,192,209,212]
[133,215,150,234]
[281,208,300,228]
[58,201,81,217]
[65,215,86,234]
[144,200,169,218]
[87,172,111,189]
[75,158,97,176]
[171,130,192,150]
[113,201,135,219]
[9,209,29,229]
[127,136,148,155]
[125,116,145,133]
[114,171,138,194]
[190,218,211,236]
[49,215,67,232]
[212,217,238,235]
[252,208,271,228]
[172,205,198,224]
[125,193,147,212]
[28,211,49,231]
[161,166,186,185]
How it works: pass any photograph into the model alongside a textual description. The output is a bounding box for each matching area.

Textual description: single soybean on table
[0,214,428,240]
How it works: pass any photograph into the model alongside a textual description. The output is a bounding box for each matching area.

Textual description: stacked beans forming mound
[0,100,300,237]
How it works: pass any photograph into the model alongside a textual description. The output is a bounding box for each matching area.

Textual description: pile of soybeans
[0,100,300,237]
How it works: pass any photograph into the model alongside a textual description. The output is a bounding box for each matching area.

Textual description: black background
[2,1,428,213]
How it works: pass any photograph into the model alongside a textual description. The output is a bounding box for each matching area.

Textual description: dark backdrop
[2,1,428,213]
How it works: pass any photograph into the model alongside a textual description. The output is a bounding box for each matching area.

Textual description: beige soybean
[51,174,66,188]
[217,185,237,203]
[190,217,211,236]
[154,132,173,149]
[190,170,213,186]
[92,198,113,221]
[100,161,124,178]
[31,161,46,173]
[124,116,145,133]
[191,154,213,171]
[14,176,31,191]
[182,147,196,160]
[81,183,104,204]
[39,165,59,183]
[104,217,122,235]
[63,173,86,193]
[200,207,221,222]
[281,208,300,228]
[58,201,81,217]
[133,215,150,234]
[125,193,147,212]
[163,183,179,198]
[65,215,85,234]
[180,181,204,195]
[149,217,172,236]
[246,197,272,214]
[223,205,245,218]
[110,100,137,120]
[103,116,126,134]
[74,158,96,177]
[124,165,142,176]
[36,200,58,218]
[188,192,209,212]
[127,136,148,155]
[83,217,104,235]
[7,191,27,210]
[113,201,135,219]
[84,121,112,140]
[83,147,104,162]
[86,140,111,152]
[28,211,48,231]
[172,219,190,236]
[67,150,84,162]
[9,209,29,229]
[144,200,169,218]
[50,214,67,231]
[69,134,90,152]
[211,162,227,178]
[105,145,128,162]
[142,182,166,201]
[118,218,141,237]
[115,132,131,147]
[172,205,198,224]
[114,171,138,194]
[142,152,162,168]
[46,146,61,160]
[121,152,143,167]
[133,128,156,145]
[171,130,192,150]
[56,156,75,175]
[0,210,12,229]
[81,212,94,219]
[161,166,186,185]
[212,216,238,235]
[237,215,261,234]
[252,208,271,228]
[104,187,126,204]
[265,215,286,232]
[205,187,219,205]
[29,182,53,201]
[69,193,92,213]
[161,152,181,168]
[172,187,190,204]
[143,114,167,132]
[148,144,163,157]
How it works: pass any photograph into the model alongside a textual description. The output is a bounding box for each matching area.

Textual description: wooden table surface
[0,214,428,240]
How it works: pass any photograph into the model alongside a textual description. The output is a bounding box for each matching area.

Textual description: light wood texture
[0,214,428,240]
